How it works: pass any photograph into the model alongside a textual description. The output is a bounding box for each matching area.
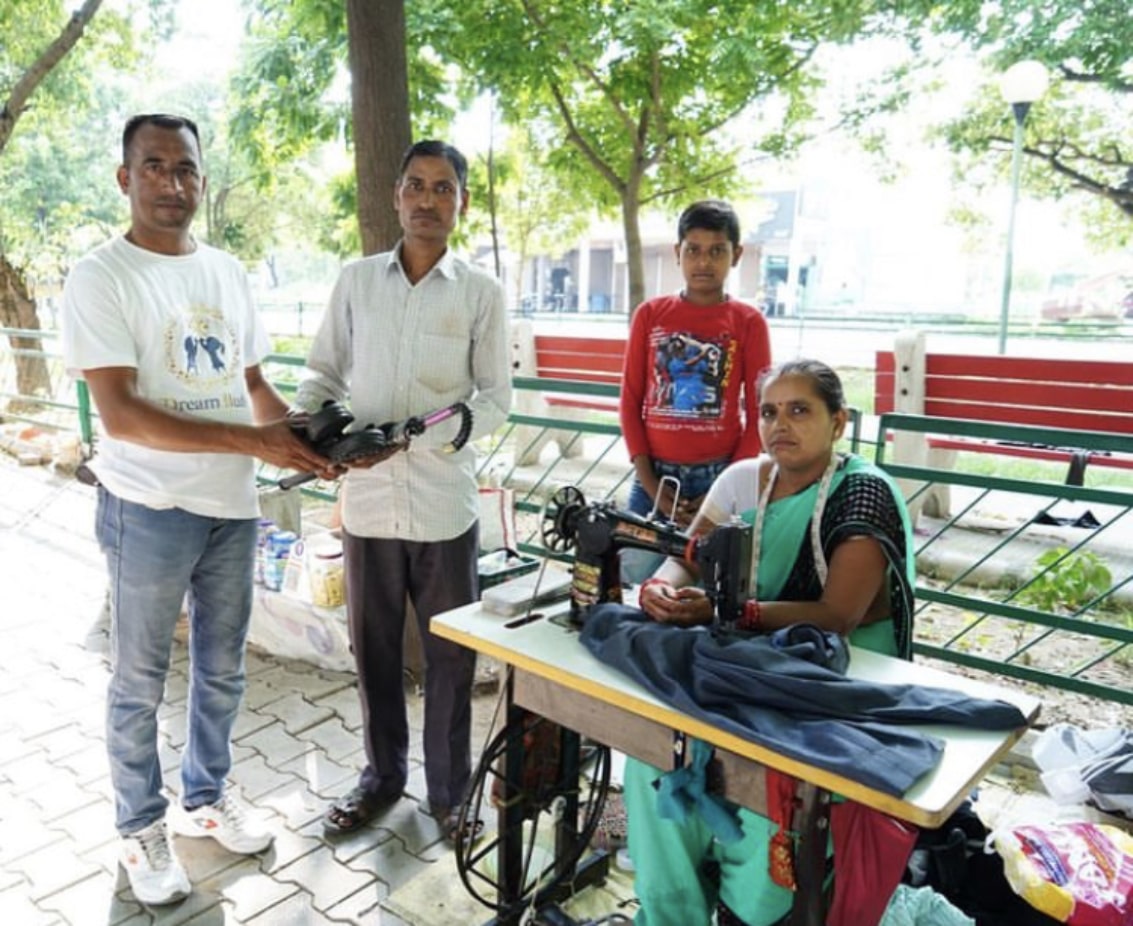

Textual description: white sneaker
[176,795,274,854]
[119,820,190,906]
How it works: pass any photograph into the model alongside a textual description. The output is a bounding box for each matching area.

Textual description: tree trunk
[621,182,646,317]
[346,0,413,256]
[0,255,53,403]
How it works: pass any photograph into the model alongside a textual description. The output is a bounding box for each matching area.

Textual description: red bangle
[741,598,762,630]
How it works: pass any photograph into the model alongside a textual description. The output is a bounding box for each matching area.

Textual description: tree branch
[1058,63,1133,94]
[547,81,626,195]
[520,0,638,137]
[0,0,104,155]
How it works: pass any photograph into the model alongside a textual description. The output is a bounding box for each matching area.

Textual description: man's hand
[255,420,340,479]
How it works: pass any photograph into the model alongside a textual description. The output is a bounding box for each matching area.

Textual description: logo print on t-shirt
[649,331,728,419]
[166,305,240,389]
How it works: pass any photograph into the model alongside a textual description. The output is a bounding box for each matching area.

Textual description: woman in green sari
[625,358,915,926]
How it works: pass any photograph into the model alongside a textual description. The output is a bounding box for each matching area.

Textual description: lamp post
[996,60,1049,354]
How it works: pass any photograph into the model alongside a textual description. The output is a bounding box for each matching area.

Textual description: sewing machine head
[540,486,752,628]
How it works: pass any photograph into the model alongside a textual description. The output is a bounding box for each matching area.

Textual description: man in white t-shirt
[61,113,334,907]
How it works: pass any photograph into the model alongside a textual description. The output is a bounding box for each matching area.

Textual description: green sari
[623,453,915,926]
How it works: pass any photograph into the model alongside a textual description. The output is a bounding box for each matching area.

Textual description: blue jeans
[96,488,257,834]
[620,458,730,585]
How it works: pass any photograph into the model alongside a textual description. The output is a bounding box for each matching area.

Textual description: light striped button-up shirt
[295,245,511,541]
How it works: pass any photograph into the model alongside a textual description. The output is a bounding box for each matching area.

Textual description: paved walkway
[5,448,1131,925]
[0,455,511,925]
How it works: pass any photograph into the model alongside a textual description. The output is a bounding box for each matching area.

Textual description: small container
[254,519,278,586]
[263,530,298,591]
[308,535,345,608]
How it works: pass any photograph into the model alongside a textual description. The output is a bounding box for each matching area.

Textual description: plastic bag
[479,486,518,553]
[1032,724,1133,817]
[991,822,1133,925]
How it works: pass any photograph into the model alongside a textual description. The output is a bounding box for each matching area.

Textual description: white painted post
[891,331,951,518]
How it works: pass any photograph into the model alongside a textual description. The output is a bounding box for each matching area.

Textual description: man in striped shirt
[296,140,512,842]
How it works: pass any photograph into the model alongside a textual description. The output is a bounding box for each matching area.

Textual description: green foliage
[914,0,1133,233]
[409,0,906,306]
[0,1,176,270]
[1017,547,1113,614]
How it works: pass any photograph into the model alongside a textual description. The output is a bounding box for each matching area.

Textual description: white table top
[432,600,1041,826]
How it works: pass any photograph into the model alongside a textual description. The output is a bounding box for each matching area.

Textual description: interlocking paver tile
[230,704,282,742]
[24,776,103,824]
[25,723,93,765]
[6,839,105,902]
[258,825,324,876]
[0,884,64,925]
[244,889,342,924]
[1,751,74,801]
[175,831,260,884]
[294,715,363,764]
[239,665,297,711]
[58,741,109,786]
[277,747,356,799]
[2,694,74,741]
[258,663,354,702]
[325,881,389,925]
[143,881,225,925]
[273,843,378,912]
[229,753,306,802]
[261,691,336,736]
[44,799,115,856]
[0,735,44,769]
[235,719,316,768]
[344,832,441,895]
[257,775,334,832]
[312,686,363,731]
[321,817,398,866]
[214,863,300,921]
[157,707,187,750]
[37,869,138,926]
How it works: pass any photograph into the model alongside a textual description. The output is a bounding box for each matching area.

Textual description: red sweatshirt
[619,294,771,465]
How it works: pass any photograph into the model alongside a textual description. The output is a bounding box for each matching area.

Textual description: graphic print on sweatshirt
[648,330,733,420]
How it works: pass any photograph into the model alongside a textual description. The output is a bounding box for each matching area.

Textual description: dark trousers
[342,524,479,811]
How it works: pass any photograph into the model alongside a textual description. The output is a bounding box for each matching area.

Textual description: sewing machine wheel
[540,485,587,554]
[454,714,611,912]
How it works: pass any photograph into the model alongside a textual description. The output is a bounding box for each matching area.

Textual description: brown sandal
[443,808,485,846]
[324,786,400,834]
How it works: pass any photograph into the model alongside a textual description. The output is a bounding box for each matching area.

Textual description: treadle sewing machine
[427,485,1039,926]
[539,483,753,627]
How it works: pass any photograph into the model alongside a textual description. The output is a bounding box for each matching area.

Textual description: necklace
[749,452,842,595]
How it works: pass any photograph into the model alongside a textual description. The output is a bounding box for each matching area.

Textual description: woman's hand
[639,580,713,627]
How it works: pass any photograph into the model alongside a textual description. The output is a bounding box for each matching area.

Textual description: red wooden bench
[533,334,626,414]
[874,351,1133,474]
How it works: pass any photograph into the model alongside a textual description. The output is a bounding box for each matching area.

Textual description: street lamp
[996,60,1049,354]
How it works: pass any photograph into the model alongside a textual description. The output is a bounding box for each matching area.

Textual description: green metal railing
[876,413,1133,706]
[6,325,1131,709]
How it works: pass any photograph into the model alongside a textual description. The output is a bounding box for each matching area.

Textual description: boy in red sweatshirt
[619,200,771,582]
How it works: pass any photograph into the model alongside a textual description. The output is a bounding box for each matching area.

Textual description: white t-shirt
[62,235,271,518]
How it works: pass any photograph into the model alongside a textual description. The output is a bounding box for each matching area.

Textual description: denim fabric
[96,488,257,834]
[621,458,730,584]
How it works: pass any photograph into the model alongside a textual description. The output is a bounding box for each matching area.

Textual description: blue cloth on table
[579,604,1028,796]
